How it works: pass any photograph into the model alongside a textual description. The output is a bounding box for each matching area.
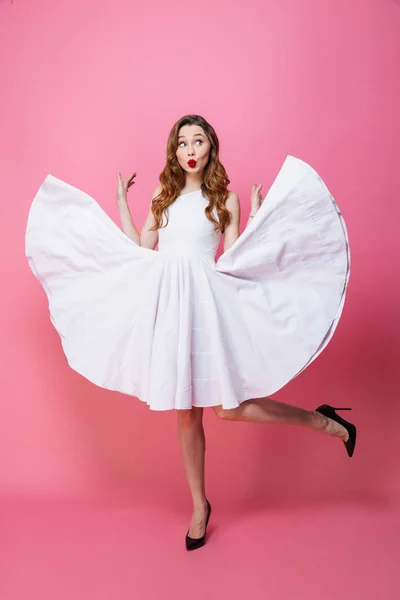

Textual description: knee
[176,407,203,427]
[212,405,232,420]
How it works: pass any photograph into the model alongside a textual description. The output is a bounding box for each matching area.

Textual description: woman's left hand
[250,183,264,214]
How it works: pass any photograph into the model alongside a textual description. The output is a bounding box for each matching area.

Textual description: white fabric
[25,155,350,410]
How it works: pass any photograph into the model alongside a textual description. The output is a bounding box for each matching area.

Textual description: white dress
[25,155,350,411]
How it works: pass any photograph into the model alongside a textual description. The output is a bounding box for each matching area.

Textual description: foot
[313,411,349,442]
[188,501,209,539]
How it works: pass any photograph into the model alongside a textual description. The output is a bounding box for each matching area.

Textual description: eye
[178,140,203,147]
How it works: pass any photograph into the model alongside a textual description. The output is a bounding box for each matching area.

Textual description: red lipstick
[187,160,197,168]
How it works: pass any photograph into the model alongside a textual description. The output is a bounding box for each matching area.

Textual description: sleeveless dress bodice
[157,190,221,260]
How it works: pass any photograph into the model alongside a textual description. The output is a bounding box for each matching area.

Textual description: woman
[25,114,356,552]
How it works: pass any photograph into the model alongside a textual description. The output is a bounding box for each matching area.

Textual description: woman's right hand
[116,171,137,203]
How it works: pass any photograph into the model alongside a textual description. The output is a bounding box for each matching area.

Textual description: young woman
[25,114,356,552]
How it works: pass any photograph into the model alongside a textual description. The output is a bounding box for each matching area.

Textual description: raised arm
[116,171,160,249]
[222,191,241,253]
[139,185,162,250]
[222,184,263,252]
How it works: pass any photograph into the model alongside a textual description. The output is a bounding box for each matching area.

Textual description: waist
[158,244,216,260]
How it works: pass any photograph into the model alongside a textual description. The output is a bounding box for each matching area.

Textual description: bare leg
[176,407,209,538]
[213,396,349,441]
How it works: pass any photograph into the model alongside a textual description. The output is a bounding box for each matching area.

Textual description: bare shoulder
[149,185,163,215]
[225,190,240,214]
[152,184,163,200]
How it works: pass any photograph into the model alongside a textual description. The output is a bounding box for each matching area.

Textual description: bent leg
[212,397,349,441]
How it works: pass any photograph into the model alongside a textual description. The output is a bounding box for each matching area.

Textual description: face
[175,124,211,174]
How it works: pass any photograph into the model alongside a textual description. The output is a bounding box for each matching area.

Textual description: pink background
[1,0,399,599]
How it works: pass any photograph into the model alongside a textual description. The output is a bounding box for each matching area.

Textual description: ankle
[314,411,348,440]
[192,497,208,511]
[311,410,331,433]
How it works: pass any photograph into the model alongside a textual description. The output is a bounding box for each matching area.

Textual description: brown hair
[149,114,232,234]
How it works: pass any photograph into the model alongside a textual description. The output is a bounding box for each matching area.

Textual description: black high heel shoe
[185,499,212,551]
[315,404,357,457]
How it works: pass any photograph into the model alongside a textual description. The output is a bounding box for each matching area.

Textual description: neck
[185,173,203,189]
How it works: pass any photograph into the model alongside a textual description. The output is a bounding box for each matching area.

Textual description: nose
[186,144,197,156]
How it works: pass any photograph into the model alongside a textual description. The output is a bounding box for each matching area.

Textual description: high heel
[315,404,357,457]
[185,499,212,551]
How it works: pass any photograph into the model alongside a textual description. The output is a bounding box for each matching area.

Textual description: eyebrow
[178,133,205,139]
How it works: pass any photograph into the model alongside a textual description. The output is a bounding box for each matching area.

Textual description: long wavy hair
[149,115,232,234]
